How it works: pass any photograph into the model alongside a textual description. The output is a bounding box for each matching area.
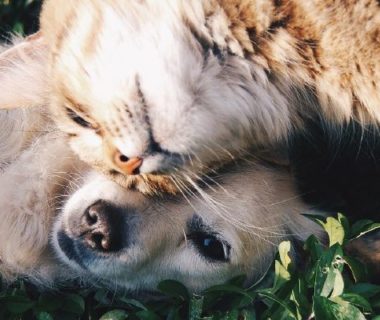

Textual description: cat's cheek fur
[68,132,108,170]
[44,2,293,188]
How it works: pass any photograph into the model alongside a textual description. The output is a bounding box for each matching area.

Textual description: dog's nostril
[85,232,111,251]
[85,206,98,225]
[80,200,124,253]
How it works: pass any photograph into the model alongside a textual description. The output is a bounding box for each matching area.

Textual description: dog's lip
[57,230,89,269]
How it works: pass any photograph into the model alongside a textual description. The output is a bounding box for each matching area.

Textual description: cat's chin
[101,158,236,195]
[105,170,179,195]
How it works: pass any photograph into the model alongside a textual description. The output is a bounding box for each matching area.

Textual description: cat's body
[1,0,380,197]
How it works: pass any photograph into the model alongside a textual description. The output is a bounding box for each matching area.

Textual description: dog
[0,106,322,291]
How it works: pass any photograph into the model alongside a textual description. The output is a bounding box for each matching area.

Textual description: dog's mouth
[57,231,91,269]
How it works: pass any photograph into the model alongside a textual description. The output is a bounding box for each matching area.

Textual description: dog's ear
[0,32,49,109]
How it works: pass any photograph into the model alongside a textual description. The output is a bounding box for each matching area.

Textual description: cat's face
[39,0,290,192]
[0,1,293,194]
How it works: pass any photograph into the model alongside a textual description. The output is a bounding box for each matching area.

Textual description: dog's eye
[66,108,92,128]
[188,232,230,262]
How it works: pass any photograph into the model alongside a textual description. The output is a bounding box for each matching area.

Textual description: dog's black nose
[80,200,124,252]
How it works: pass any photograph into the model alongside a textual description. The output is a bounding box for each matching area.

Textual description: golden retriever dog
[0,105,322,291]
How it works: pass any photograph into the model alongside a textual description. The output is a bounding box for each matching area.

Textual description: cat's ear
[0,32,49,109]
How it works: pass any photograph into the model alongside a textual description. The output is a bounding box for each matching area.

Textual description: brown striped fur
[1,0,380,194]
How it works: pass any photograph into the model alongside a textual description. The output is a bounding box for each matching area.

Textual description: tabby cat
[1,0,380,196]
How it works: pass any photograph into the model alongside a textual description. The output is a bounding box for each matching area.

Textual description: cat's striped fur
[1,0,380,194]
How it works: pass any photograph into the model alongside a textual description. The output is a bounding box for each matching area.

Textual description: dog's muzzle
[57,200,140,267]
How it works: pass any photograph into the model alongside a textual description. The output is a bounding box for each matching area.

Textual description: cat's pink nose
[114,151,143,175]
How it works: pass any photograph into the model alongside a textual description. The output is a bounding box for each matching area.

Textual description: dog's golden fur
[0,106,83,281]
[0,1,380,288]
[0,105,323,290]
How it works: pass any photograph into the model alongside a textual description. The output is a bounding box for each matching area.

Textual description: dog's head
[52,162,321,292]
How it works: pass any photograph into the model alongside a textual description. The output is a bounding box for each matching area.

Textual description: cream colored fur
[53,162,322,292]
[0,106,83,281]
[1,1,379,194]
[0,35,48,109]
[0,106,322,290]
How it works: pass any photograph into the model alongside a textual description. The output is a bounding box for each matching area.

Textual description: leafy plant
[0,0,42,39]
[1,3,380,319]
[1,214,380,319]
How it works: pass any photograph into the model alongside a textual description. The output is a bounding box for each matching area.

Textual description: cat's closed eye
[65,107,94,129]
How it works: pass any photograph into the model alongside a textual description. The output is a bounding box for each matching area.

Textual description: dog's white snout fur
[52,161,323,292]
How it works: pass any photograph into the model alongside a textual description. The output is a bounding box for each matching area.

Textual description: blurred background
[0,0,42,40]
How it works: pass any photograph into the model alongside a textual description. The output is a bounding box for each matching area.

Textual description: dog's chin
[55,231,88,269]
[52,230,89,274]
[52,229,150,293]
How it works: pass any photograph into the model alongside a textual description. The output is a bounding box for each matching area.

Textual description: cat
[1,1,380,199]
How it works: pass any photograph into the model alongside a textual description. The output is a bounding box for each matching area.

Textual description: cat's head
[0,0,291,193]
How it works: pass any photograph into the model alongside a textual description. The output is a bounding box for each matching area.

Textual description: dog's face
[52,163,321,292]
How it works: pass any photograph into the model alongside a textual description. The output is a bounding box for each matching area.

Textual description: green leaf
[352,223,380,239]
[313,296,338,319]
[36,311,54,320]
[273,242,292,294]
[189,296,203,320]
[240,309,256,320]
[319,267,337,298]
[205,284,255,300]
[36,294,63,312]
[348,283,380,299]
[350,220,374,238]
[279,241,292,270]
[273,260,291,291]
[61,293,85,315]
[12,21,24,34]
[330,270,344,298]
[340,293,372,313]
[166,305,181,320]
[372,294,380,308]
[3,295,35,314]
[226,275,247,287]
[100,309,128,320]
[158,280,190,301]
[258,290,297,318]
[324,217,345,247]
[313,296,366,320]
[135,310,161,320]
[304,235,324,262]
[94,289,110,305]
[314,244,344,297]
[221,309,239,320]
[337,213,350,238]
[344,255,368,283]
[290,279,311,319]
